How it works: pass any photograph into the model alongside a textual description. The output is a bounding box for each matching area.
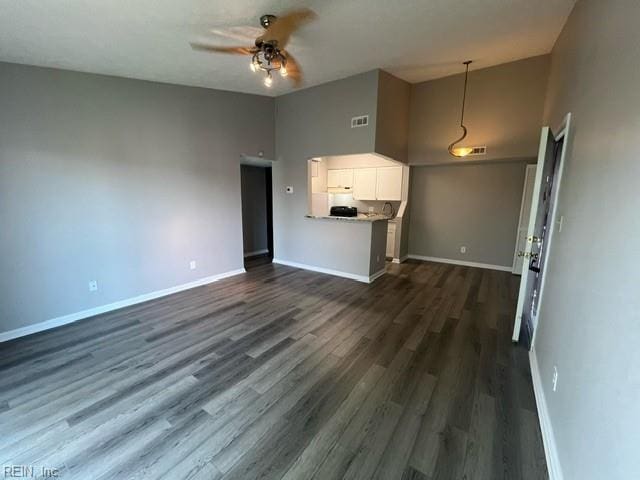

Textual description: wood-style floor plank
[0,260,548,479]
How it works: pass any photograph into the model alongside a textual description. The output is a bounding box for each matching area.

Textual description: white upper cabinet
[352,168,377,200]
[328,165,402,199]
[376,166,402,201]
[327,169,353,192]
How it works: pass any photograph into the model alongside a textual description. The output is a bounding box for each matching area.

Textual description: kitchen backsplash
[329,193,400,215]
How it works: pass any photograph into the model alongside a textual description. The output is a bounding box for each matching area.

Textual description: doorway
[512,113,571,348]
[240,164,273,269]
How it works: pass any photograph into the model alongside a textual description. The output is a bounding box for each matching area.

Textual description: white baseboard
[272,258,385,284]
[407,254,513,272]
[529,349,564,480]
[368,268,387,283]
[243,249,269,258]
[0,268,246,343]
[392,255,409,264]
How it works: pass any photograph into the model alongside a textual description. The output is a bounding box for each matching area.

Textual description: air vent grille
[351,115,369,128]
[468,146,487,156]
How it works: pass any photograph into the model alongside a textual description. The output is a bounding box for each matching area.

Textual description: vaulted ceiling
[0,0,576,96]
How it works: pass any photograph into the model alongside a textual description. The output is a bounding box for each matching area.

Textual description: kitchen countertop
[305,214,392,223]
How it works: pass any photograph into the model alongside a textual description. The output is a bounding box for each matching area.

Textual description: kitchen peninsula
[276,153,410,284]
[298,212,389,283]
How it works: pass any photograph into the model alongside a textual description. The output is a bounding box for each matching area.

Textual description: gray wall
[0,62,274,334]
[376,71,411,163]
[408,162,527,267]
[533,1,640,478]
[409,55,550,165]
[273,71,381,276]
[240,165,268,255]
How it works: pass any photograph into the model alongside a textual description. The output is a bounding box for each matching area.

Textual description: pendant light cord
[448,60,473,157]
[460,60,471,127]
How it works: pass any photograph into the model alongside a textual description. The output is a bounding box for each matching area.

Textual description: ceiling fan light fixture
[448,60,474,158]
[192,8,315,89]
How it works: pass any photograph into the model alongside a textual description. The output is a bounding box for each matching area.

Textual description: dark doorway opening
[240,164,273,270]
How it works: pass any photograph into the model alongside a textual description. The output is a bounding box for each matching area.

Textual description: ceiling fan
[190,8,317,88]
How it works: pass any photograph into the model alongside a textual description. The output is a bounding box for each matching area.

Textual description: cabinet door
[327,169,341,188]
[339,169,354,188]
[352,168,377,200]
[376,166,402,201]
[327,169,353,189]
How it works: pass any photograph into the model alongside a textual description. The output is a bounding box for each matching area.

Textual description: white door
[353,168,377,200]
[376,166,402,200]
[512,164,537,274]
[512,114,571,346]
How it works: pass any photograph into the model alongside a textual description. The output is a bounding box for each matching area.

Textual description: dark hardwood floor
[244,252,273,270]
[0,260,547,479]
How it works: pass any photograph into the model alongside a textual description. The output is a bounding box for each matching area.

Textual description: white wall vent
[351,115,369,128]
[468,146,487,156]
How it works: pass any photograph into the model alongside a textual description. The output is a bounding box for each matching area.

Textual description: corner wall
[409,55,550,165]
[273,71,380,275]
[376,71,411,163]
[408,161,528,268]
[531,1,640,478]
[0,62,274,335]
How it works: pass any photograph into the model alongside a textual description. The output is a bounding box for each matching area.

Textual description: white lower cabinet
[386,222,396,258]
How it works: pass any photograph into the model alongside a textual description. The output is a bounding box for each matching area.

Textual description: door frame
[265,166,274,258]
[529,112,571,347]
[512,164,538,274]
[512,112,572,343]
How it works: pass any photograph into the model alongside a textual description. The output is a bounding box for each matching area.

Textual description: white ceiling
[0,0,576,97]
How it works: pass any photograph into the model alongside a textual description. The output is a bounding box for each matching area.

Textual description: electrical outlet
[377,255,380,263]
[552,366,559,392]
[88,280,98,292]
[189,260,197,270]
[460,246,467,254]
[368,206,375,213]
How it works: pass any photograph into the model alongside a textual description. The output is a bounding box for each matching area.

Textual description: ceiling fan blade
[190,43,255,55]
[209,26,264,43]
[283,51,304,88]
[260,8,317,48]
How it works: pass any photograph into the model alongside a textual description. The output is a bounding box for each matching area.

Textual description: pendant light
[448,60,474,158]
